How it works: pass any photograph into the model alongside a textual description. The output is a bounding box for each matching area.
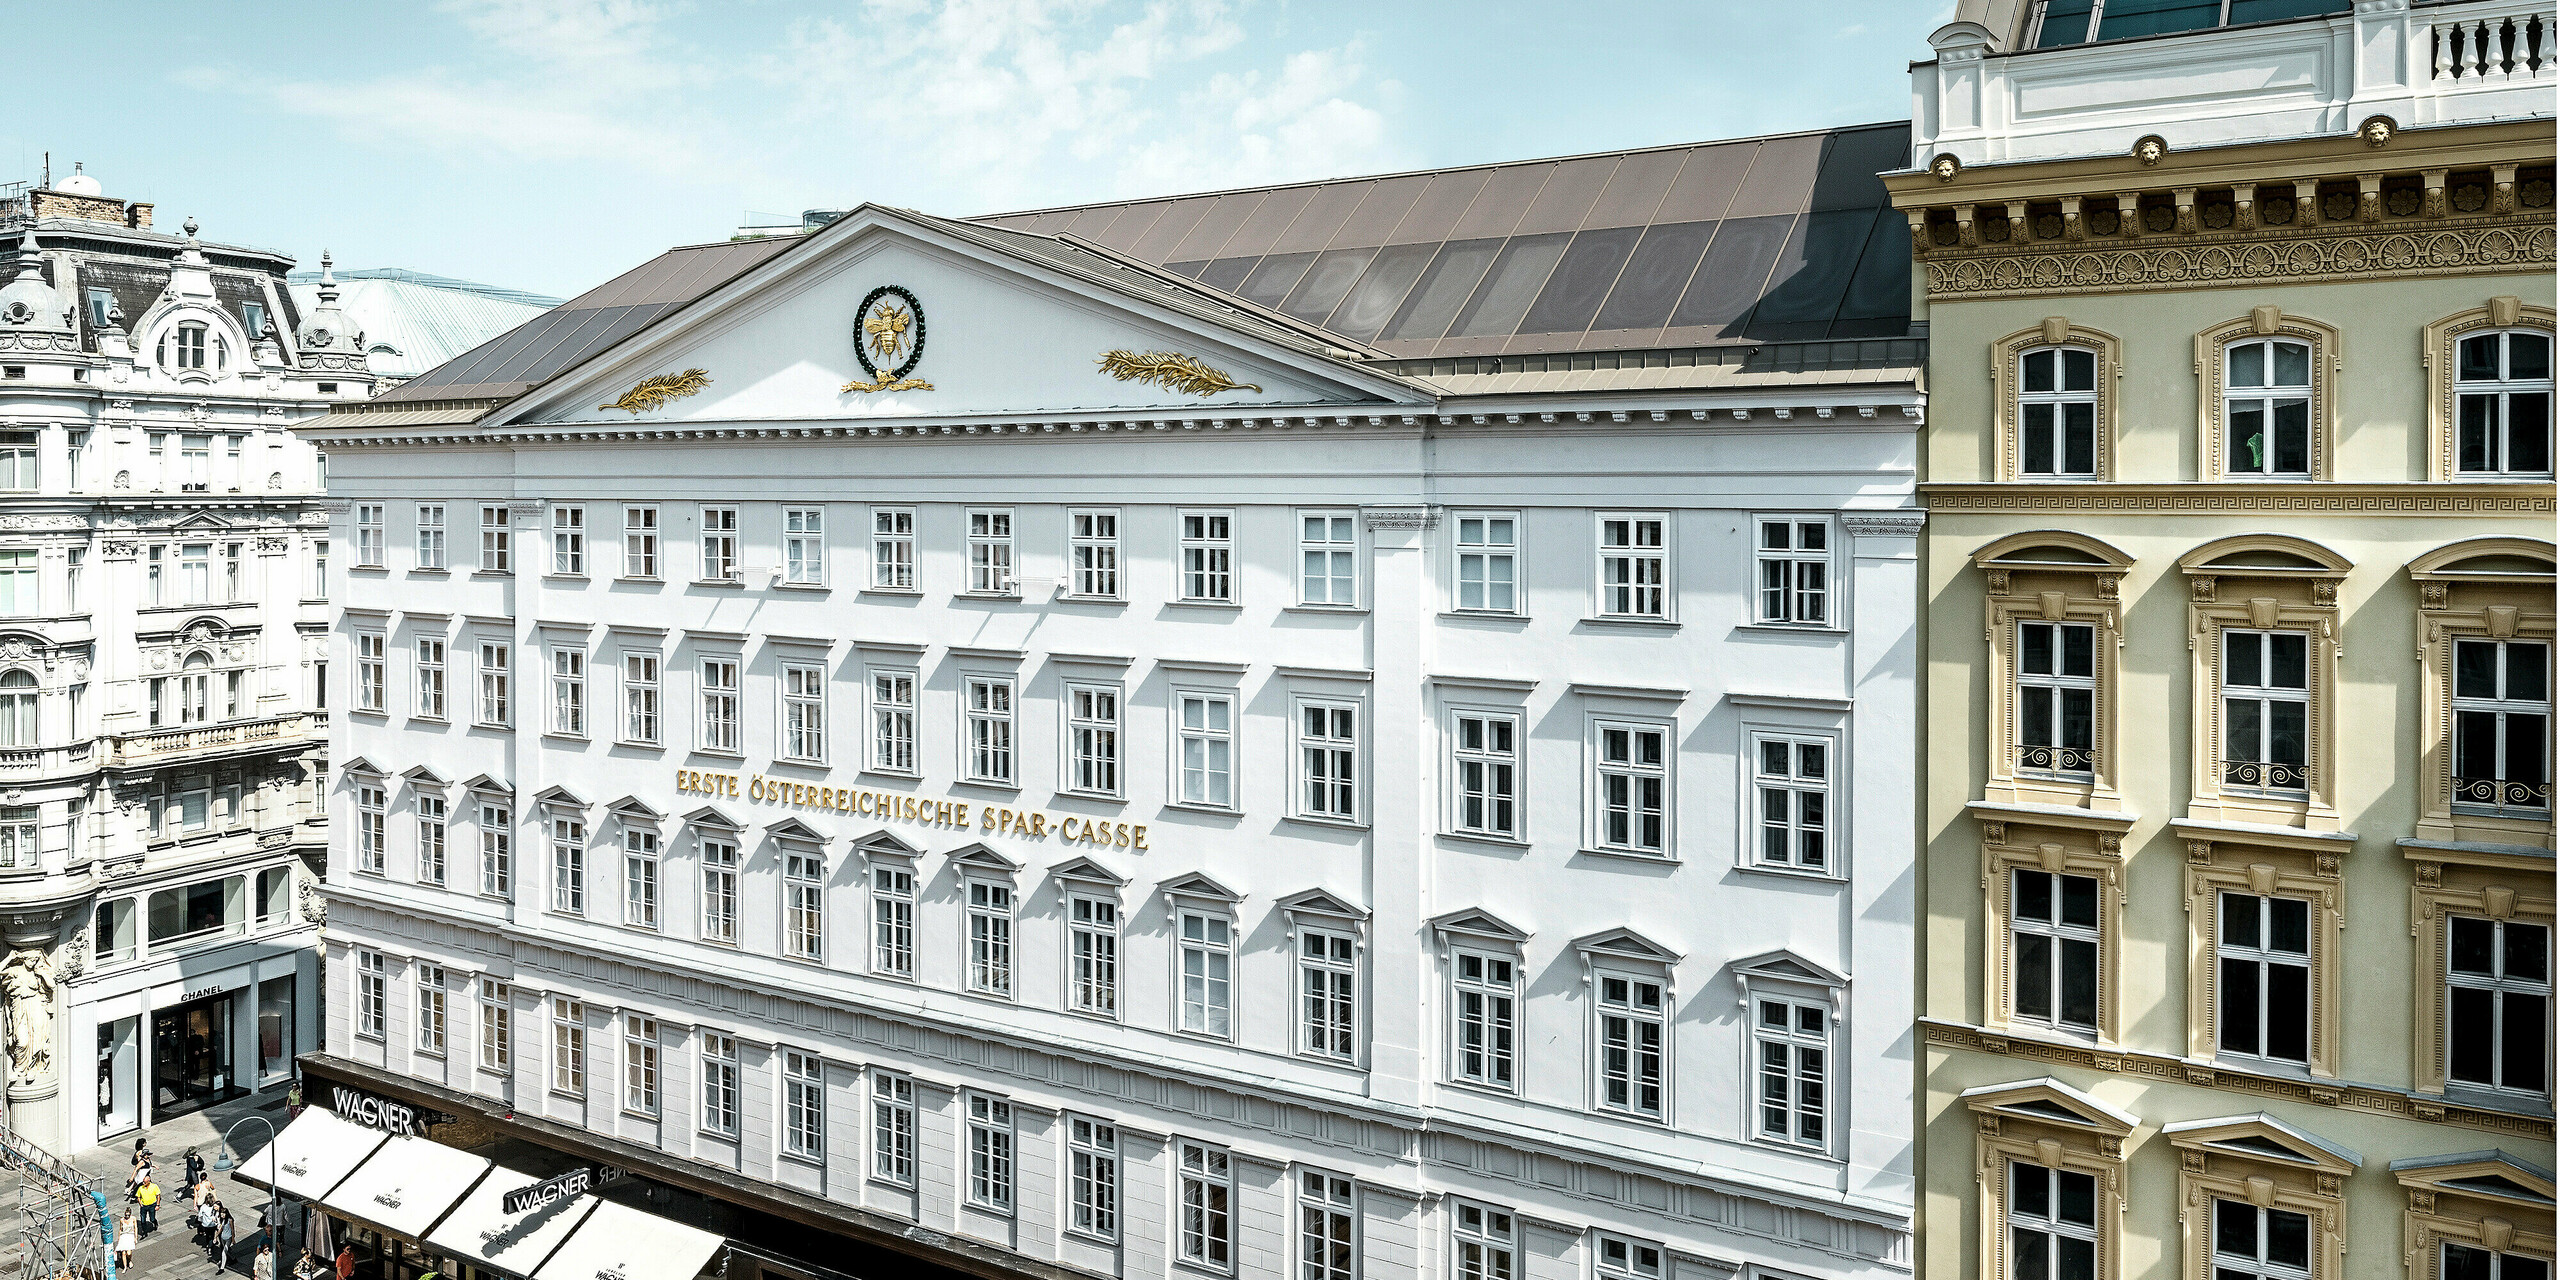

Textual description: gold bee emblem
[842,285,934,394]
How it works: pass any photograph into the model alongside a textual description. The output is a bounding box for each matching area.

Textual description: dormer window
[241,302,266,340]
[84,290,110,329]
[172,323,206,371]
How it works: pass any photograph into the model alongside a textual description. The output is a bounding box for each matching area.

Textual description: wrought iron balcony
[2454,775,2552,814]
[2221,758,2307,792]
[2017,744,2097,775]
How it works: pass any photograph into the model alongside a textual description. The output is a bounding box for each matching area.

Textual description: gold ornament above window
[1095,349,1263,397]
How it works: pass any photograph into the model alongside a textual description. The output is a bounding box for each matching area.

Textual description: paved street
[2,1085,302,1280]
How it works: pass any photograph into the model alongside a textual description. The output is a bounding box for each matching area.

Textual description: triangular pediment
[681,804,741,831]
[2164,1114,2360,1173]
[1048,856,1126,887]
[1573,927,1684,964]
[338,756,385,778]
[851,828,922,859]
[399,765,448,789]
[167,511,235,532]
[461,773,512,797]
[2390,1150,2555,1208]
[606,795,663,822]
[946,842,1022,874]
[1429,907,1529,944]
[764,817,826,845]
[1276,888,1368,921]
[1730,948,1849,988]
[531,784,589,809]
[1158,871,1242,904]
[1959,1078,2139,1138]
[498,206,1427,431]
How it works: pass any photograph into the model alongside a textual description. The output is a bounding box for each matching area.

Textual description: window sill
[471,721,511,733]
[408,568,452,578]
[1062,1006,1122,1026]
[697,1128,742,1144]
[858,766,922,783]
[1159,800,1241,818]
[1580,616,1681,631]
[690,579,746,589]
[955,778,1020,795]
[772,582,830,593]
[611,740,664,751]
[1441,829,1530,850]
[859,586,923,598]
[548,1088,586,1103]
[470,570,514,580]
[1286,813,1369,832]
[1166,598,1242,611]
[959,988,1017,1007]
[2440,1084,2556,1119]
[1057,595,1127,607]
[348,708,389,719]
[868,1175,918,1193]
[772,755,828,769]
[1442,1077,1523,1103]
[1281,604,1367,616]
[542,574,590,584]
[1439,609,1529,625]
[1053,789,1125,807]
[690,748,746,761]
[347,567,390,576]
[541,732,590,745]
[621,1107,661,1123]
[2452,473,2558,483]
[410,715,449,726]
[1738,860,1844,882]
[958,591,1023,602]
[1749,1134,1842,1161]
[1736,621,1846,637]
[1576,845,1679,865]
[778,1149,825,1170]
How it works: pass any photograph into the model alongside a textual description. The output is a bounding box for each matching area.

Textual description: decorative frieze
[1924,221,2553,299]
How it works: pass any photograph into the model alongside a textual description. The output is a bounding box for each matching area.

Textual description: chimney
[127,202,152,230]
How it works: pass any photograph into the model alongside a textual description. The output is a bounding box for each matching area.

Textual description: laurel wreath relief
[602,368,711,413]
[1095,349,1263,397]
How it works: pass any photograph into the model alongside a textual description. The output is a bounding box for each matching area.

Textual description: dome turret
[0,229,72,333]
[53,163,101,198]
[294,250,362,353]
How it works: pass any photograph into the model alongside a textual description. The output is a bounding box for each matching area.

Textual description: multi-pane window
[622,1015,659,1115]
[622,653,661,743]
[1067,1117,1119,1241]
[415,794,447,885]
[2012,869,2099,1034]
[2455,329,2553,476]
[699,1032,740,1136]
[1755,734,1830,870]
[2211,1199,2312,1280]
[967,1093,1015,1211]
[172,327,208,371]
[1299,702,1358,820]
[478,979,512,1071]
[1454,513,1517,613]
[1300,929,1356,1061]
[2225,338,2314,477]
[1596,973,1666,1119]
[354,504,385,568]
[1452,1202,1515,1280]
[964,677,1013,783]
[550,817,585,915]
[967,880,1013,996]
[1067,684,1119,795]
[1300,1171,1357,1280]
[699,657,740,752]
[871,1071,916,1185]
[870,670,916,772]
[415,965,447,1055]
[2018,621,2096,775]
[622,828,659,929]
[1754,998,1828,1147]
[479,505,510,572]
[1179,911,1233,1038]
[2449,915,2550,1097]
[622,506,658,577]
[2443,1242,2551,1280]
[0,550,34,616]
[1180,510,1234,602]
[1597,515,1667,619]
[2453,638,2550,814]
[354,783,387,874]
[2216,893,2310,1066]
[476,641,510,727]
[2007,1163,2097,1280]
[415,638,447,719]
[699,836,739,944]
[2018,346,2098,477]
[1178,693,1234,807]
[1300,512,1357,606]
[180,543,211,605]
[1595,1234,1664,1280]
[783,508,825,585]
[1594,721,1667,854]
[1070,509,1119,597]
[550,649,586,736]
[967,509,1014,593]
[1452,951,1517,1090]
[781,664,826,761]
[699,505,739,581]
[550,997,586,1094]
[1755,519,1829,625]
[1178,1142,1233,1271]
[1452,712,1518,838]
[478,802,512,899]
[551,506,585,574]
[784,850,823,961]
[2221,629,2310,792]
[416,504,447,569]
[354,951,386,1039]
[1067,894,1118,1016]
[871,865,914,976]
[871,507,915,588]
[783,1050,824,1159]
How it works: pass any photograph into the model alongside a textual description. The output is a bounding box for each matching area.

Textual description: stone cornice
[1920,216,2551,299]
[1886,119,2555,209]
[1921,482,2553,515]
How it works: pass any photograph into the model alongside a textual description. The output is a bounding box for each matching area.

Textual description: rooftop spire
[317,250,338,304]
[12,226,39,281]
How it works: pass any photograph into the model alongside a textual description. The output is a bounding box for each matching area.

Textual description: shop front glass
[151,993,238,1118]
[259,976,294,1082]
[95,1016,138,1138]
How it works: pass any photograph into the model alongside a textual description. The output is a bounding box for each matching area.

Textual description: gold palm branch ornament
[1095,349,1264,397]
[842,285,935,394]
[601,368,711,413]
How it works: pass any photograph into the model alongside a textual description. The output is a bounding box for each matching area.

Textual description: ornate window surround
[1962,1077,2135,1280]
[2164,1114,2358,1280]
[1973,806,2132,1049]
[2172,821,2350,1080]
[2405,841,2558,1102]
[2390,1149,2555,1280]
[2180,534,2353,833]
[1990,318,2123,482]
[2192,307,2342,483]
[1974,531,2134,813]
[2409,537,2557,850]
[2423,296,2560,482]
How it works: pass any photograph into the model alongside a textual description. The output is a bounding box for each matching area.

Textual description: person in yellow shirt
[135,1174,160,1236]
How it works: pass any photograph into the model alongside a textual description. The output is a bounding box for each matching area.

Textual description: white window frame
[1065,682,1121,797]
[551,505,585,575]
[476,640,511,728]
[782,1049,824,1161]
[1174,689,1236,810]
[1178,908,1235,1039]
[621,826,659,929]
[2017,345,2101,478]
[2010,867,2102,1036]
[1450,709,1521,840]
[354,783,387,874]
[2223,336,2316,479]
[550,996,586,1096]
[1295,697,1360,823]
[2214,891,2313,1069]
[965,878,1014,998]
[2005,1162,2100,1280]
[1298,926,1358,1063]
[698,832,740,945]
[1178,509,1234,603]
[1449,949,1519,1093]
[549,815,585,915]
[2017,620,2098,777]
[868,668,917,774]
[477,979,512,1072]
[1594,1231,1666,1280]
[1068,508,1121,599]
[1297,510,1358,607]
[2454,328,2555,477]
[415,504,447,570]
[354,504,385,568]
[1751,730,1834,872]
[477,801,512,899]
[783,847,824,962]
[1752,994,1831,1151]
[479,504,510,573]
[2447,914,2552,1099]
[622,1014,659,1116]
[1451,1201,1515,1280]
[1591,718,1670,856]
[414,793,447,886]
[1067,1116,1119,1242]
[963,675,1014,785]
[781,662,826,762]
[871,862,915,978]
[354,632,386,712]
[1298,1169,1358,1280]
[699,1031,740,1137]
[966,1092,1015,1212]
[1178,1140,1234,1272]
[783,507,826,586]
[871,1070,916,1186]
[1753,516,1833,627]
[2208,1199,2314,1280]
[2221,628,2312,794]
[354,950,386,1039]
[622,505,658,578]
[1593,970,1668,1121]
[698,656,740,754]
[1595,513,1668,620]
[966,508,1015,594]
[1451,511,1519,614]
[2451,637,2550,816]
[1066,892,1119,1018]
[415,964,447,1056]
[699,504,739,582]
[621,652,661,745]
[550,647,586,737]
[870,506,916,589]
[415,637,447,720]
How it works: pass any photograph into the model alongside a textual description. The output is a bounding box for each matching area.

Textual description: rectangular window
[1596,973,1667,1119]
[2222,629,2310,792]
[784,849,823,961]
[1178,1141,1233,1271]
[2449,915,2550,1097]
[1067,894,1118,1016]
[414,638,447,719]
[699,835,739,944]
[699,657,739,752]
[1755,519,1830,626]
[782,663,826,762]
[1178,692,1235,808]
[0,549,32,616]
[478,803,512,899]
[354,951,386,1039]
[1595,1233,1664,1280]
[2216,891,2312,1066]
[622,653,661,744]
[2456,330,2554,476]
[180,543,210,605]
[622,1015,659,1115]
[1754,997,1829,1147]
[479,505,511,572]
[478,979,512,1072]
[476,641,510,727]
[2007,1163,2098,1280]
[1180,510,1234,602]
[354,784,387,874]
[964,677,1013,784]
[550,997,586,1095]
[1298,512,1357,606]
[415,965,447,1056]
[622,828,658,929]
[1300,1170,1357,1280]
[871,865,914,976]
[2012,869,2099,1034]
[1454,513,1518,613]
[1298,701,1358,821]
[967,1093,1014,1211]
[1069,509,1119,597]
[1754,734,1830,870]
[967,508,1014,593]
[622,506,658,578]
[1068,1117,1119,1241]
[310,546,327,600]
[147,545,163,607]
[871,507,915,588]
[783,507,825,585]
[783,1049,824,1160]
[1594,721,1667,854]
[63,548,79,612]
[1597,514,1667,619]
[2018,621,2097,775]
[1452,1202,1514,1280]
[1180,911,1234,1038]
[967,881,1013,996]
[1067,683,1119,795]
[355,504,385,568]
[415,794,447,886]
[2210,1199,2313,1280]
[1299,929,1356,1061]
[550,817,585,915]
[416,504,447,570]
[699,1032,740,1136]
[871,1071,916,1185]
[870,669,916,772]
[354,634,386,712]
[2453,638,2551,814]
[699,505,738,581]
[2440,1243,2548,1280]
[2018,346,2099,477]
[2225,338,2314,477]
[551,506,585,575]
[550,648,586,736]
[1452,951,1517,1090]
[1452,712,1519,838]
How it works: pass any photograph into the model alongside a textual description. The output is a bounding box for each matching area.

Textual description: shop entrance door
[150,995,236,1119]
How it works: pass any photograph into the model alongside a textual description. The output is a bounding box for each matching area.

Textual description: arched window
[179,652,211,726]
[2223,337,2313,478]
[2017,346,2099,477]
[0,669,36,747]
[2454,329,2553,476]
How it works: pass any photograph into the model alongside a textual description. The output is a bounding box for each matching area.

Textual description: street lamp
[212,1115,291,1259]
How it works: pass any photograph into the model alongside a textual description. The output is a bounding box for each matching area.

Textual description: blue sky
[20,1,1938,300]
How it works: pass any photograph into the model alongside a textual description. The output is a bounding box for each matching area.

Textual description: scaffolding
[0,1108,114,1280]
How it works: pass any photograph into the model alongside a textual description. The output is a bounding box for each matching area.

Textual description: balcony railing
[2453,775,2552,814]
[2428,4,2556,86]
[0,741,96,776]
[102,712,322,767]
[2017,744,2098,775]
[2221,759,2308,792]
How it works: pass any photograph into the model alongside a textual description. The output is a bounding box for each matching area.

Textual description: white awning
[318,1131,492,1240]
[255,1110,387,1204]
[534,1200,725,1280]
[424,1164,600,1275]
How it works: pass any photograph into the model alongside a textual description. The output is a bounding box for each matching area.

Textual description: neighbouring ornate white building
[307,125,1925,1280]
[0,168,362,1152]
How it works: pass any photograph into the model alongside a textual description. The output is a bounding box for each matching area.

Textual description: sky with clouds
[19,1,1937,299]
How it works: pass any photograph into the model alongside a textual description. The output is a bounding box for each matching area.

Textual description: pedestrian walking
[136,1173,161,1235]
[213,1205,237,1270]
[252,1242,275,1280]
[334,1243,354,1280]
[185,1147,208,1191]
[284,1079,303,1119]
[115,1211,137,1269]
